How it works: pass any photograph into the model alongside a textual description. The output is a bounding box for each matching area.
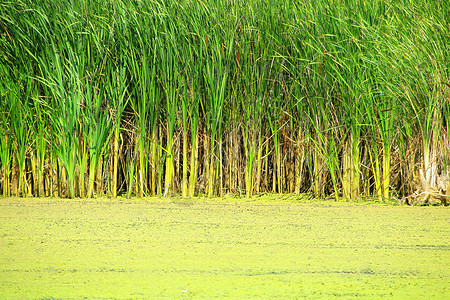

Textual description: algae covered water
[0,197,448,298]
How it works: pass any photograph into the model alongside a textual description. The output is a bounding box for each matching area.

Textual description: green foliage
[0,0,448,199]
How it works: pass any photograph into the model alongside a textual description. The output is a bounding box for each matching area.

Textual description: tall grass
[0,0,448,201]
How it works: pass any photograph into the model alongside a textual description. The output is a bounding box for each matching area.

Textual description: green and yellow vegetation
[0,0,449,201]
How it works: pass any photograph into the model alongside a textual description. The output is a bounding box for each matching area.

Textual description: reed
[0,0,447,202]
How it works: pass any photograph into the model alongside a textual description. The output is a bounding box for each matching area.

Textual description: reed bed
[0,0,448,201]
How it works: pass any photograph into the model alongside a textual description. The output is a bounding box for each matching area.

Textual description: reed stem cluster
[0,0,448,200]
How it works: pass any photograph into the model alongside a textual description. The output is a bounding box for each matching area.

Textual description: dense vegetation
[0,0,448,200]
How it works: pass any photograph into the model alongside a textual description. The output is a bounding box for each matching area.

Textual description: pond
[0,197,448,298]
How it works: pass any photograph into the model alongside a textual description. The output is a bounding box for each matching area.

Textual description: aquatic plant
[0,0,448,201]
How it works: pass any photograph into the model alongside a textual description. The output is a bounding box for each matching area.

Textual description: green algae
[0,198,448,299]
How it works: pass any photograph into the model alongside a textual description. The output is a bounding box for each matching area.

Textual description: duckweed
[0,197,448,298]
